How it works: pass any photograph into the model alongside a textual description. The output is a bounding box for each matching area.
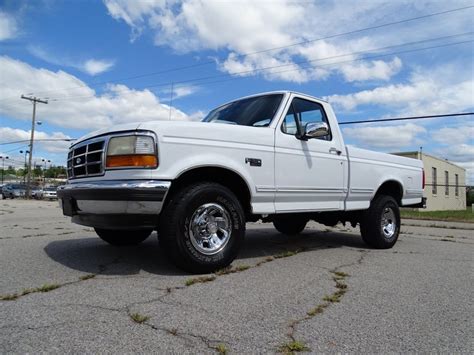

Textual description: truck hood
[73,120,274,149]
[139,120,274,146]
[72,122,143,147]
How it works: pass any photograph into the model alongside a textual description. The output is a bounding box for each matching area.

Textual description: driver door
[274,96,346,212]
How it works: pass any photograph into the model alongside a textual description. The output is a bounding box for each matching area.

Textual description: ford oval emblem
[76,157,82,164]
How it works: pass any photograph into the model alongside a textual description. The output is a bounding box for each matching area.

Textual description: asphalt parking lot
[1,199,472,353]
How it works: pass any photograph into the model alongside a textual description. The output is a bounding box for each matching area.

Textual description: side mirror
[304,121,329,139]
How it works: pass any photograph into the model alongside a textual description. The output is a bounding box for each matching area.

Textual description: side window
[282,105,298,135]
[281,98,331,140]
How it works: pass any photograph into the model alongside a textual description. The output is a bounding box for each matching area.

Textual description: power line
[0,4,471,102]
[339,112,474,125]
[0,112,472,147]
[1,144,30,154]
[50,36,474,102]
[0,138,75,146]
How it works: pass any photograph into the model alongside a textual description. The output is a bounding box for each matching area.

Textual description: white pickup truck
[58,91,425,272]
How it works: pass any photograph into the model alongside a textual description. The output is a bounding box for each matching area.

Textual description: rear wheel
[360,194,400,249]
[158,182,245,273]
[273,215,308,235]
[94,228,152,246]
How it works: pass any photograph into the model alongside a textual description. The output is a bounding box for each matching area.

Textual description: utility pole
[21,95,48,198]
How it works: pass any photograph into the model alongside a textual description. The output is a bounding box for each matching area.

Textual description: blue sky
[0,0,473,181]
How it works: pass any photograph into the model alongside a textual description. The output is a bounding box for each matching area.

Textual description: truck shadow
[44,227,367,276]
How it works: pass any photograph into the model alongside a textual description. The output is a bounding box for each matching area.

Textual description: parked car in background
[2,184,27,199]
[32,187,43,199]
[42,187,58,200]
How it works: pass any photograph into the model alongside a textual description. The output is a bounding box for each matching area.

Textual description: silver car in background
[1,184,27,199]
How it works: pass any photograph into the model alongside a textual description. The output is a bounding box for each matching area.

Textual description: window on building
[455,174,459,196]
[432,167,437,195]
[445,171,449,196]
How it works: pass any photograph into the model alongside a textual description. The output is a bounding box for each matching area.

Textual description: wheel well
[374,180,403,205]
[165,167,252,214]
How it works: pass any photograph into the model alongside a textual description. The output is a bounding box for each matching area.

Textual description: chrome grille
[67,139,105,179]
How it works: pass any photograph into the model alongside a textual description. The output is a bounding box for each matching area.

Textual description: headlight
[106,135,158,168]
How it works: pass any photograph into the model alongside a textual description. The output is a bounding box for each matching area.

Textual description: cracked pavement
[1,199,473,353]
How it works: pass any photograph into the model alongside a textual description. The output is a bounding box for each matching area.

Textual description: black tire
[94,228,152,246]
[273,215,308,235]
[360,194,400,249]
[158,182,245,273]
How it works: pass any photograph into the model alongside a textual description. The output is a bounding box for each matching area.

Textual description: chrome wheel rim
[188,203,232,255]
[381,206,396,239]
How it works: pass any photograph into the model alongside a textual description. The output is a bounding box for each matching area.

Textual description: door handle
[329,147,342,155]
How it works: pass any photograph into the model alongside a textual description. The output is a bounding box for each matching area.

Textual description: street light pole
[0,156,9,185]
[19,150,30,183]
[41,159,51,187]
[21,95,48,199]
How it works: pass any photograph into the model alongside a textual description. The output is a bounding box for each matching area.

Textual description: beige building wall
[394,152,466,211]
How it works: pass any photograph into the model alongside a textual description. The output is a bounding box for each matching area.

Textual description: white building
[393,151,466,211]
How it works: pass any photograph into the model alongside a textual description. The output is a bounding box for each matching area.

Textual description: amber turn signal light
[106,154,158,168]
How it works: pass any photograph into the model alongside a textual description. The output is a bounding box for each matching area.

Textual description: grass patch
[36,284,60,293]
[21,288,35,296]
[333,271,349,278]
[279,340,309,353]
[323,292,344,303]
[130,312,149,324]
[79,274,96,281]
[307,304,327,316]
[215,343,228,354]
[185,275,216,286]
[215,265,250,275]
[1,283,61,301]
[401,208,474,223]
[274,250,300,259]
[0,293,19,301]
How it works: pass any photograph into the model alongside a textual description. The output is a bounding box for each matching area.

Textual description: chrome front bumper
[57,180,171,229]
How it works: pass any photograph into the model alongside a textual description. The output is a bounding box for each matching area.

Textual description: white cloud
[432,125,474,145]
[82,59,115,75]
[339,57,402,82]
[28,46,115,76]
[103,0,461,83]
[161,84,200,100]
[0,11,17,40]
[0,56,190,130]
[0,127,72,154]
[103,0,163,41]
[326,65,474,114]
[343,123,426,149]
[430,125,474,182]
[436,144,474,163]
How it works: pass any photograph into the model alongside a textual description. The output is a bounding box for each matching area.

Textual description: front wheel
[158,182,245,273]
[360,194,400,249]
[94,228,152,246]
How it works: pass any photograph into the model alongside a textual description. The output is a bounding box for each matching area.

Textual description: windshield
[202,94,283,127]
